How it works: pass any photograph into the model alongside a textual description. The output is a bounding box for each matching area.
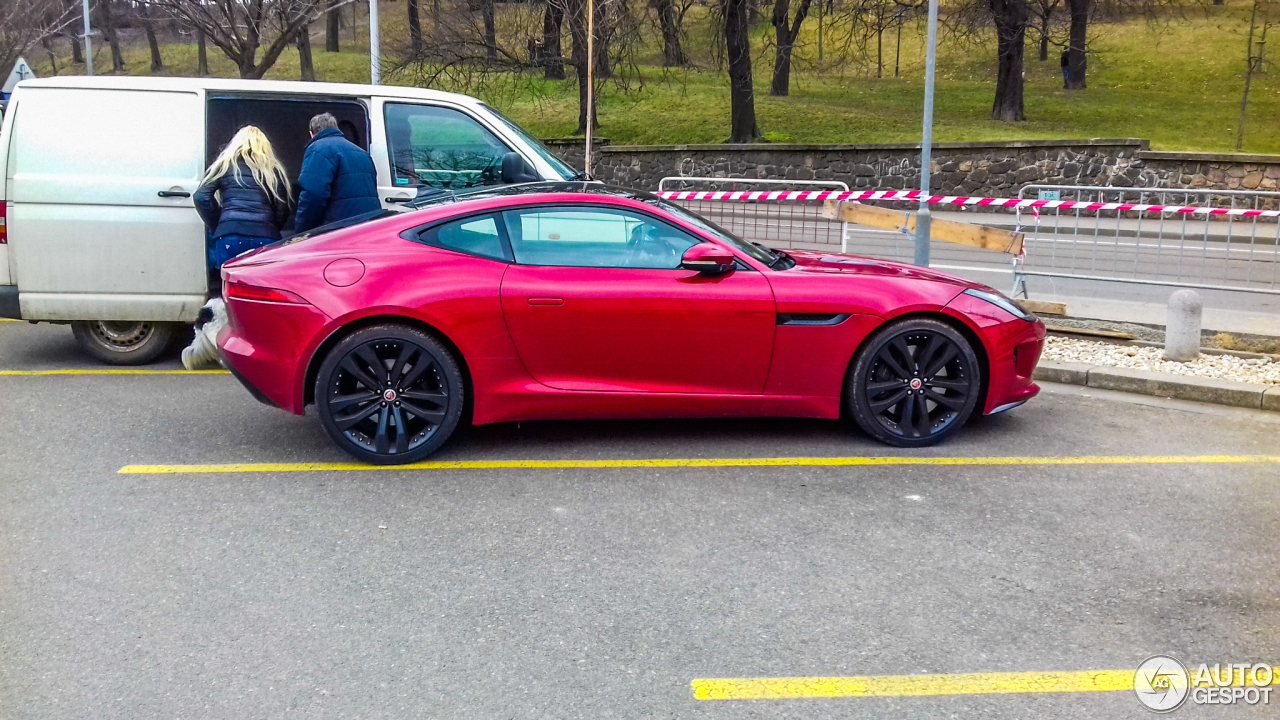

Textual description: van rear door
[9,86,206,321]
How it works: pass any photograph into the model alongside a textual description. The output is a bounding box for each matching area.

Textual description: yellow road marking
[119,454,1280,475]
[0,369,229,375]
[693,663,1274,699]
[693,670,1136,699]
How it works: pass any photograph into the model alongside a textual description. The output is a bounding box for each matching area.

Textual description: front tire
[315,324,465,465]
[848,318,982,448]
[71,320,180,365]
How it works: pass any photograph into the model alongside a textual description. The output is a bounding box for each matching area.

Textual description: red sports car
[217,184,1044,465]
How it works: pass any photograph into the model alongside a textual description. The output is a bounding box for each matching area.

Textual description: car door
[8,87,207,321]
[370,99,518,208]
[499,205,776,395]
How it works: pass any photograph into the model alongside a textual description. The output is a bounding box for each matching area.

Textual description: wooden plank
[1044,324,1136,340]
[826,200,1024,255]
[1015,299,1067,316]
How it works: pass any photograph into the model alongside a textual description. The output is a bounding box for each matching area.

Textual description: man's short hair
[309,113,339,135]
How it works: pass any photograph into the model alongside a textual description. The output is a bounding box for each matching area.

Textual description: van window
[206,96,368,188]
[384,103,511,190]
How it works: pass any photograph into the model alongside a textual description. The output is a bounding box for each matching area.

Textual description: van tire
[71,320,180,365]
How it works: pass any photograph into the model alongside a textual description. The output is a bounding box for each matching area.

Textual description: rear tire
[315,324,465,465]
[847,318,982,448]
[71,320,180,366]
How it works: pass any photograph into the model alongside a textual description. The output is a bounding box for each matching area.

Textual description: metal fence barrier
[1015,185,1280,295]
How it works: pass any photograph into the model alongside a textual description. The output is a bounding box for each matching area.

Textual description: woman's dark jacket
[194,162,292,240]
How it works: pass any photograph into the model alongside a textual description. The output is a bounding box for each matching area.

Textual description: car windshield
[481,105,577,181]
[644,197,780,266]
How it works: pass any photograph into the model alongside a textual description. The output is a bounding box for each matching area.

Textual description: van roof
[15,76,484,108]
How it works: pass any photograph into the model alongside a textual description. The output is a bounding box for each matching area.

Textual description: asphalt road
[2,320,1278,719]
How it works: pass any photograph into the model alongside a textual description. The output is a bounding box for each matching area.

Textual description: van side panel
[8,87,207,321]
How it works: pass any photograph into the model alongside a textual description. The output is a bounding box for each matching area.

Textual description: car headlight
[962,288,1034,321]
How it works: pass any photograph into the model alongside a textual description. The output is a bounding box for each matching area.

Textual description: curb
[1034,361,1280,411]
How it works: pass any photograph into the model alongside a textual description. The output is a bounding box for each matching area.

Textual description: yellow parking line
[0,369,229,375]
[118,454,1280,475]
[692,670,1135,699]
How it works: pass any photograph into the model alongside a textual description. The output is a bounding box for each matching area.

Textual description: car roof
[408,182,662,210]
[15,76,485,109]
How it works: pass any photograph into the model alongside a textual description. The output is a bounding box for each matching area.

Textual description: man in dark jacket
[294,113,380,233]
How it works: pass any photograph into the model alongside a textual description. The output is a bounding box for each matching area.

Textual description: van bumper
[0,286,19,320]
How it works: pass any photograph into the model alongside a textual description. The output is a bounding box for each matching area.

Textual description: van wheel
[71,320,179,365]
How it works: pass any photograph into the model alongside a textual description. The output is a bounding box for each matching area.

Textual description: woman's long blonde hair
[202,126,291,207]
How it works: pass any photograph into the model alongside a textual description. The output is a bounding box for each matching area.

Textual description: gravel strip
[1042,336,1280,386]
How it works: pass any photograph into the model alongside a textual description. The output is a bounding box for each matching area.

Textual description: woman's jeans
[207,233,274,294]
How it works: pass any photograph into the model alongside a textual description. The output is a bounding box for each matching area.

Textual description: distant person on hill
[1060,49,1070,88]
[294,113,380,233]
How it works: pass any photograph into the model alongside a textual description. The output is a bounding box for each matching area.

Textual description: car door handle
[157,190,191,198]
[384,196,414,204]
[527,297,564,306]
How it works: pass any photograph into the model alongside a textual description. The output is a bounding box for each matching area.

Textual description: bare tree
[1237,0,1273,149]
[144,0,327,78]
[989,0,1029,120]
[297,20,316,79]
[654,0,690,65]
[541,0,566,79]
[98,0,126,72]
[408,0,423,53]
[770,0,814,95]
[1064,0,1088,87]
[326,0,341,50]
[196,26,208,74]
[723,0,761,141]
[1028,0,1061,61]
[137,1,166,72]
[0,0,72,79]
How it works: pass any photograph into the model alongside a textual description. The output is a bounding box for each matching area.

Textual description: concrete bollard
[1164,289,1203,362]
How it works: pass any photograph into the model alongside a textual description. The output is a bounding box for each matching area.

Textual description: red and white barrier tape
[655,189,1280,218]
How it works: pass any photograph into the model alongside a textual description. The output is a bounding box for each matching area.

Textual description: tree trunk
[326,0,341,51]
[197,28,209,75]
[990,0,1028,121]
[542,0,566,79]
[142,6,164,73]
[657,0,686,66]
[408,0,422,54]
[726,0,761,141]
[1038,15,1049,61]
[98,0,125,73]
[484,0,498,62]
[42,35,59,75]
[568,0,597,134]
[68,29,84,64]
[298,24,316,80]
[1065,0,1088,89]
[770,0,812,96]
[433,0,441,46]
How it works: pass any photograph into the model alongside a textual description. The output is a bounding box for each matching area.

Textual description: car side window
[384,103,512,190]
[501,207,702,269]
[417,214,511,262]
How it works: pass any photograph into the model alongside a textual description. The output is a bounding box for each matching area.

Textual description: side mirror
[501,152,540,184]
[681,243,736,275]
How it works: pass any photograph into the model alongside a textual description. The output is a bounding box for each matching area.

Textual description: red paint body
[218,192,1044,426]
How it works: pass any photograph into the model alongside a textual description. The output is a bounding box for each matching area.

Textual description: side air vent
[776,313,851,326]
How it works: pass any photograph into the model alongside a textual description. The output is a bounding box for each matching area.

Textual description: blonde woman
[185,126,292,369]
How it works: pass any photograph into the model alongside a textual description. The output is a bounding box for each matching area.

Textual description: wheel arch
[841,310,990,418]
[302,314,473,414]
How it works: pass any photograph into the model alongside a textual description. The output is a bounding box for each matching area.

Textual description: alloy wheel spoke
[876,347,911,380]
[391,406,409,454]
[924,387,965,411]
[915,334,940,374]
[399,388,447,404]
[398,354,437,391]
[928,377,970,392]
[866,379,904,394]
[335,401,381,431]
[389,344,416,388]
[340,357,382,393]
[869,387,909,413]
[891,337,917,374]
[899,389,917,435]
[399,398,446,423]
[355,346,389,386]
[912,394,932,436]
[923,344,960,379]
[329,391,379,412]
[374,406,391,454]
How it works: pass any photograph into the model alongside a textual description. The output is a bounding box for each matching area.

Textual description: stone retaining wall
[538,137,1280,198]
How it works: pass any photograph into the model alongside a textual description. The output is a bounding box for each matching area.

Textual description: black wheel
[315,325,465,465]
[71,320,180,365]
[848,318,982,448]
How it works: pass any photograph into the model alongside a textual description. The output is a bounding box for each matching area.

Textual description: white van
[0,76,576,363]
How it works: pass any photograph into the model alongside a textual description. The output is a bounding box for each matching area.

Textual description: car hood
[782,250,982,288]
